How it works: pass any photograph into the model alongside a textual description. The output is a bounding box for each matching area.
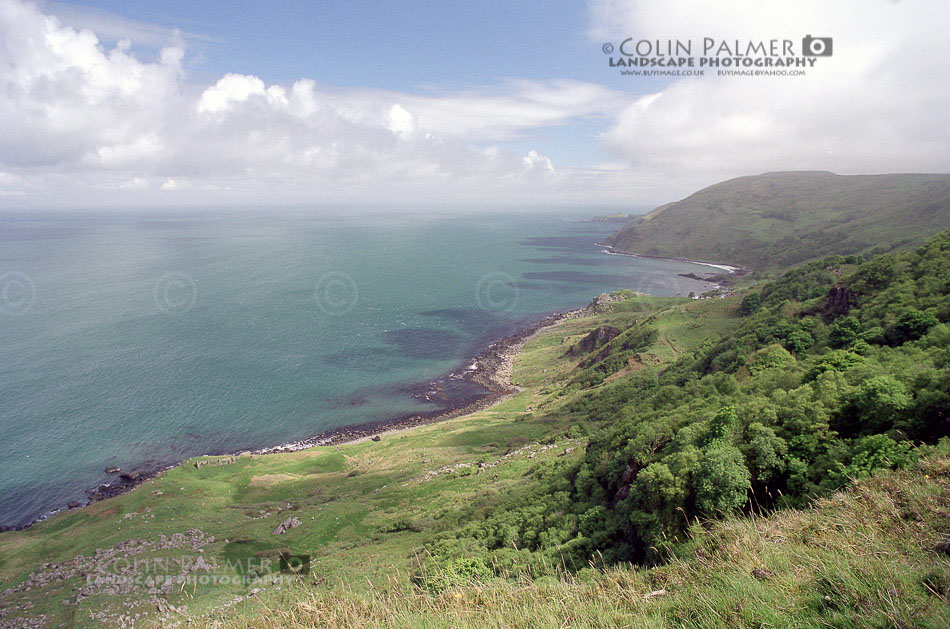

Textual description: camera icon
[278,553,310,575]
[802,35,833,57]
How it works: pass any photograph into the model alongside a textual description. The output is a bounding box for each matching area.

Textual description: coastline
[16,300,598,531]
[597,243,749,275]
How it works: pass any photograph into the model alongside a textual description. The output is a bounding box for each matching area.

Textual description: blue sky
[2,0,948,208]
[50,1,602,87]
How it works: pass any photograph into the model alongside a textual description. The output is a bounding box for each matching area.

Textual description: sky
[0,0,948,209]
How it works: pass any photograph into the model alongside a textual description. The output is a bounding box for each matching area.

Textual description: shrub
[693,444,750,515]
[831,434,917,483]
[887,308,939,345]
[829,316,861,348]
[738,292,762,316]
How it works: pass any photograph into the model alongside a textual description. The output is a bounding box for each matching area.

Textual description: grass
[606,172,950,270]
[198,447,950,628]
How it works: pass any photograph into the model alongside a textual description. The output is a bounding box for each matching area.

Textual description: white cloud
[524,150,554,172]
[591,0,950,191]
[0,0,630,206]
[197,73,267,114]
[387,104,415,139]
[0,0,183,170]
[0,0,946,208]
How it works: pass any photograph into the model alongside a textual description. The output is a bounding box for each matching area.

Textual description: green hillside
[0,232,948,627]
[604,172,950,270]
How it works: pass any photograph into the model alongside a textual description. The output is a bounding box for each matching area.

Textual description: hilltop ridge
[604,171,950,270]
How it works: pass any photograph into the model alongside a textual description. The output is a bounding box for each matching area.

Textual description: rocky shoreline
[251,299,606,453]
[13,294,617,531]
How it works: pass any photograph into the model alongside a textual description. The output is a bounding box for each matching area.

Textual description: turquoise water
[0,210,715,527]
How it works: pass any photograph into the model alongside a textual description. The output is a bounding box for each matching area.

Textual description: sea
[0,209,718,528]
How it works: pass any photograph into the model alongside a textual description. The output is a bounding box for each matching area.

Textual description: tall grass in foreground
[195,452,950,628]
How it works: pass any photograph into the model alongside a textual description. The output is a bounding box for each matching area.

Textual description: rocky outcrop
[587,292,635,313]
[0,529,214,608]
[194,455,236,469]
[820,285,857,320]
[271,517,301,535]
[566,325,621,356]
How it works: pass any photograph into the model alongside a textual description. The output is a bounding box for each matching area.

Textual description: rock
[567,325,621,356]
[67,501,81,509]
[119,470,143,482]
[271,517,302,535]
[586,292,631,314]
[104,467,120,474]
[819,285,857,320]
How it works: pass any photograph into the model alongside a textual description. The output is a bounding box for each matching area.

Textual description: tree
[831,434,917,483]
[742,422,788,483]
[738,292,762,316]
[749,343,796,374]
[887,308,939,345]
[835,375,912,435]
[784,329,814,355]
[693,444,750,514]
[829,316,861,348]
[804,350,864,382]
[704,406,738,445]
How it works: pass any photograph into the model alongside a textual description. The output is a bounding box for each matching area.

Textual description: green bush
[739,292,762,316]
[693,444,751,515]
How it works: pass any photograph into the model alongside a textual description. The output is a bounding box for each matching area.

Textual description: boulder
[271,517,302,536]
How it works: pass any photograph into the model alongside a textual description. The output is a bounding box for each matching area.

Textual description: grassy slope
[0,296,705,627]
[604,172,950,270]
[218,445,950,628]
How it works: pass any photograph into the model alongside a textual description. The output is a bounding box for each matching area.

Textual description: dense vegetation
[217,448,950,628]
[427,230,949,573]
[604,171,950,270]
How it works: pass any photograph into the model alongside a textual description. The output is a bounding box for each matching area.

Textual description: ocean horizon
[0,209,716,528]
